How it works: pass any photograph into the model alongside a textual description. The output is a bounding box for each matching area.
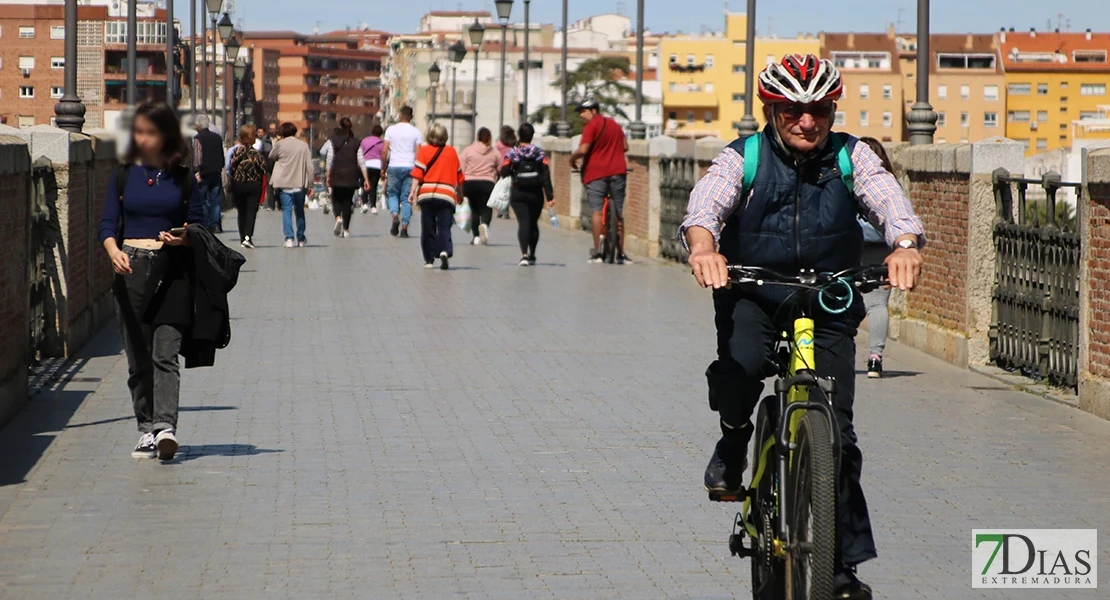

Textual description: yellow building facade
[660,14,819,139]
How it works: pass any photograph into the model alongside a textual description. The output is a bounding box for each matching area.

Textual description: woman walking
[326,117,362,238]
[225,125,267,248]
[268,122,315,247]
[858,137,896,378]
[459,127,500,245]
[494,126,517,219]
[500,123,554,267]
[359,124,385,215]
[97,103,205,460]
[410,123,465,270]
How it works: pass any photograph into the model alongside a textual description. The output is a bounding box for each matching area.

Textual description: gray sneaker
[154,429,179,461]
[131,433,156,459]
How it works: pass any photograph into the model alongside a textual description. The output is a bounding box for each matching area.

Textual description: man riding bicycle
[681,54,925,599]
[569,98,631,264]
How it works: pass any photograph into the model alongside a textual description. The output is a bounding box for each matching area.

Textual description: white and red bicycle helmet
[757,54,844,104]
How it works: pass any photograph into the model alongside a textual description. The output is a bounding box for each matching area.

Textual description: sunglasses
[780,102,836,120]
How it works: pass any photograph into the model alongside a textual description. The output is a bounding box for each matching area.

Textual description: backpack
[231,145,266,184]
[512,154,544,190]
[113,163,193,239]
[740,132,854,201]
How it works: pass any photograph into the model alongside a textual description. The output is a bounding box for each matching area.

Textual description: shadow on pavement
[855,370,921,379]
[171,444,284,462]
[65,406,238,429]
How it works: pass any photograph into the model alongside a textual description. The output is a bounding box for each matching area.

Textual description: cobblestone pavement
[1,208,1107,599]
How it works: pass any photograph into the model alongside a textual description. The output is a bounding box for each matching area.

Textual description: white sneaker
[298,239,307,247]
[241,237,256,249]
[308,200,319,210]
[284,239,295,248]
[361,204,370,214]
[519,256,530,267]
[472,237,481,245]
[154,429,178,460]
[439,251,450,270]
[479,223,489,245]
[131,433,156,459]
[423,262,435,269]
[342,231,351,238]
[333,219,343,237]
[371,207,379,214]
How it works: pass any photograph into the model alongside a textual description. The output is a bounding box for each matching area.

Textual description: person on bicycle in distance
[569,97,630,263]
[681,54,925,599]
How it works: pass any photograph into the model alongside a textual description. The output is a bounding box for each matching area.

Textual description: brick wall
[0,137,31,428]
[64,162,91,336]
[1087,180,1110,379]
[550,148,572,218]
[89,157,116,300]
[903,172,970,331]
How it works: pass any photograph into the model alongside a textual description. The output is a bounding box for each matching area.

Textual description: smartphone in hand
[168,227,187,237]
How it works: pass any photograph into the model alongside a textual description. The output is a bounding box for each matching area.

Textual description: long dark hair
[477,127,492,145]
[499,125,517,147]
[124,103,188,169]
[338,117,354,142]
[858,137,894,173]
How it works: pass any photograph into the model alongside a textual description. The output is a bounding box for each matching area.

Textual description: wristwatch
[896,238,918,250]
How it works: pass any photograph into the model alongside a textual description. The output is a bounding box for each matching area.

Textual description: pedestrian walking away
[326,117,363,238]
[410,123,465,270]
[501,123,554,266]
[857,137,898,379]
[255,123,277,211]
[97,103,207,461]
[226,125,267,249]
[460,127,501,245]
[267,122,316,247]
[494,126,517,219]
[570,98,631,264]
[360,124,385,215]
[681,54,925,599]
[192,114,226,232]
[383,105,423,238]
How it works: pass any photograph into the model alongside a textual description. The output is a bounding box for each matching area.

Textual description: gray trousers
[113,246,184,434]
[863,287,890,357]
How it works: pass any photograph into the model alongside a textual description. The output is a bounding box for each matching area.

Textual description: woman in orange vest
[410,123,465,270]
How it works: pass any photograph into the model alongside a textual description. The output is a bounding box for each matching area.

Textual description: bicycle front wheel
[787,411,837,600]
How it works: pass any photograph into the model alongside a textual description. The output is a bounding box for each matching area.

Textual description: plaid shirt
[681,139,926,249]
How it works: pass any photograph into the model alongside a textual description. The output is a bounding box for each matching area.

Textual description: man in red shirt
[570,98,630,263]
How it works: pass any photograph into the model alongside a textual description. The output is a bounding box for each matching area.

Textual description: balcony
[105,50,167,78]
[104,80,167,105]
[668,61,707,73]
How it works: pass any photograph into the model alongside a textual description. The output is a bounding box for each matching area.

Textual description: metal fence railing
[28,157,55,367]
[990,168,1082,389]
[659,156,697,263]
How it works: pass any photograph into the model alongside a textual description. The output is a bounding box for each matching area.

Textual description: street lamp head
[243,102,254,116]
[494,0,513,25]
[233,59,246,80]
[468,19,486,47]
[224,33,241,62]
[448,40,467,64]
[217,13,234,41]
[428,62,442,85]
[205,0,224,17]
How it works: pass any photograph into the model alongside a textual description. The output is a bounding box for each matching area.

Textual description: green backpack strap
[741,134,760,200]
[829,133,854,194]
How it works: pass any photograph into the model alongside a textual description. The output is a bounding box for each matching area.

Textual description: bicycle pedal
[729,533,755,558]
[707,489,749,503]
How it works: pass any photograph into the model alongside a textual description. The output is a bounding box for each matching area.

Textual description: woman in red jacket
[409,123,465,270]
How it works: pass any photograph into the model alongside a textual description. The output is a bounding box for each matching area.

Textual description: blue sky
[232,0,1110,38]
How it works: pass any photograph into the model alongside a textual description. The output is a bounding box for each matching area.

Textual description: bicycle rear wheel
[750,398,784,600]
[787,411,837,600]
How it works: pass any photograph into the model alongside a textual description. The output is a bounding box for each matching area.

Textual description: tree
[1024,199,1076,231]
[530,56,636,136]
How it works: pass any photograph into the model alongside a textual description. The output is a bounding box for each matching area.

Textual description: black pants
[419,199,455,262]
[332,186,357,231]
[264,182,277,210]
[231,180,262,241]
[114,247,184,434]
[464,180,495,234]
[363,168,381,208]
[511,190,544,257]
[710,289,875,568]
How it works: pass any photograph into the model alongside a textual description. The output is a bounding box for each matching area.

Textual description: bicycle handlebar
[727,265,889,294]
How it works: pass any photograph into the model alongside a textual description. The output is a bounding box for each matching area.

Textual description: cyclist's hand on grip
[688,249,729,289]
[885,247,922,291]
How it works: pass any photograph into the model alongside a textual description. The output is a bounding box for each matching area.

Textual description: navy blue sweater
[98,165,206,243]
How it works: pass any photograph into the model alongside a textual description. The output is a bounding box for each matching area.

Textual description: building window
[1037,111,1048,122]
[18,56,35,70]
[704,111,713,124]
[766,54,776,66]
[732,64,745,74]
[1073,50,1107,63]
[937,53,996,69]
[936,138,946,144]
[51,26,65,39]
[50,86,64,99]
[19,86,34,99]
[1037,83,1049,95]
[686,54,695,66]
[1060,135,1069,141]
[859,84,869,99]
[859,110,869,127]
[834,111,846,126]
[984,112,998,127]
[18,116,35,128]
[668,82,676,92]
[1080,111,1100,120]
[732,93,743,102]
[1061,81,1069,90]
[705,55,714,69]
[1008,110,1031,122]
[937,85,947,100]
[668,54,677,64]
[1016,138,1030,150]
[705,83,714,93]
[882,111,892,127]
[984,85,999,101]
[937,112,947,126]
[1008,83,1031,95]
[960,85,970,100]
[882,84,892,100]
[1080,83,1107,96]
[960,111,969,127]
[1036,139,1047,150]
[19,26,34,39]
[51,57,65,69]
[686,111,695,124]
[668,110,677,120]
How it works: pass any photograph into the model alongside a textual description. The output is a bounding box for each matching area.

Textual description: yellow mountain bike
[715,264,888,600]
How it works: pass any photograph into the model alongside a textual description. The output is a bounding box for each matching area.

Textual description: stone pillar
[647,135,677,258]
[1079,148,1110,419]
[0,135,32,429]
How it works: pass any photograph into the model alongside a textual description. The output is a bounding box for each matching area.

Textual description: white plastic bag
[455,199,472,233]
[488,177,512,213]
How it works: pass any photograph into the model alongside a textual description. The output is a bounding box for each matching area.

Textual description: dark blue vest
[718,127,864,276]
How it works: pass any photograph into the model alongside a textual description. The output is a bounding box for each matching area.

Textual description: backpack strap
[113,164,132,240]
[740,134,760,201]
[829,133,855,194]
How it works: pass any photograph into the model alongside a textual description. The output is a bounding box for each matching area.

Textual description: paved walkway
[0,207,1108,599]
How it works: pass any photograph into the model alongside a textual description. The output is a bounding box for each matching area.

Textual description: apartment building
[0,1,169,129]
[820,32,905,141]
[660,13,820,139]
[244,31,385,149]
[908,33,1006,144]
[1000,28,1110,154]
